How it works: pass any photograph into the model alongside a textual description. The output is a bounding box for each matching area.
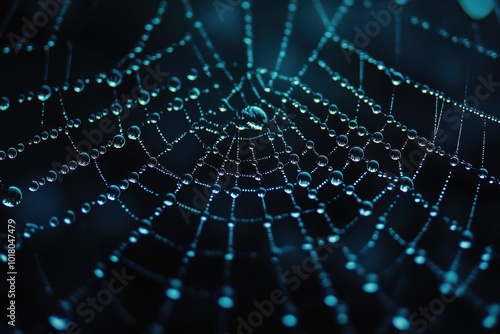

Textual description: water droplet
[336,135,348,147]
[430,204,439,217]
[359,200,373,216]
[372,132,384,143]
[167,76,181,92]
[138,219,152,235]
[37,85,52,101]
[390,149,401,160]
[106,69,123,87]
[77,152,90,166]
[349,146,364,162]
[7,147,17,159]
[297,171,312,187]
[282,314,297,327]
[329,170,344,186]
[316,155,328,167]
[113,135,126,149]
[187,68,199,81]
[129,172,140,183]
[236,106,268,130]
[329,104,339,115]
[289,154,300,164]
[127,125,141,140]
[49,216,59,227]
[389,70,404,86]
[371,104,382,114]
[407,129,418,140]
[392,313,410,331]
[164,193,176,206]
[459,230,474,249]
[182,173,193,185]
[0,96,10,111]
[81,203,91,214]
[478,168,488,179]
[48,300,72,331]
[138,90,151,105]
[450,155,459,167]
[230,187,241,198]
[367,160,379,173]
[399,176,414,192]
[106,185,121,200]
[2,186,22,207]
[63,210,76,224]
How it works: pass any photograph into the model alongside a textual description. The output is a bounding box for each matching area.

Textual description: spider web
[1,0,500,333]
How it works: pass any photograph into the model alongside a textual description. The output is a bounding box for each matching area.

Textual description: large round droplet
[316,155,328,167]
[297,171,312,187]
[0,96,10,111]
[106,185,121,200]
[392,312,410,331]
[367,160,379,173]
[230,187,241,199]
[106,69,123,87]
[372,132,384,143]
[450,155,460,167]
[399,176,414,192]
[236,106,268,130]
[113,135,126,149]
[128,126,141,140]
[2,186,22,207]
[329,170,344,186]
[63,210,76,224]
[390,149,401,160]
[77,152,90,166]
[359,200,373,216]
[37,85,52,101]
[164,193,176,206]
[48,300,72,331]
[349,146,364,162]
[167,76,181,92]
[336,135,348,147]
[459,230,474,249]
[289,154,300,164]
[138,219,152,235]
